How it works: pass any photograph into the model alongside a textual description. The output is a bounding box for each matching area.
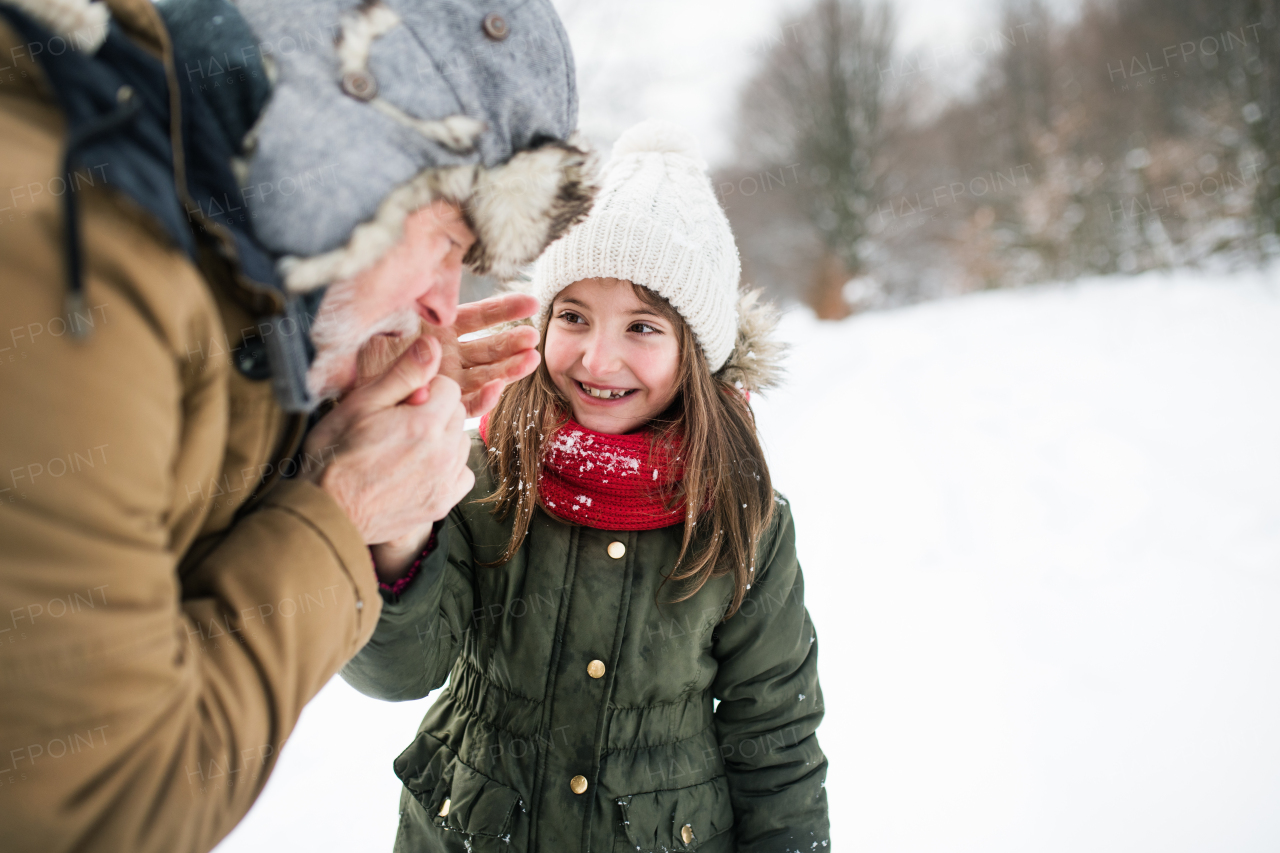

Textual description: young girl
[343,121,829,853]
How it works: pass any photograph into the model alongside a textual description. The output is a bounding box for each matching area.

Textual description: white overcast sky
[553,0,1081,167]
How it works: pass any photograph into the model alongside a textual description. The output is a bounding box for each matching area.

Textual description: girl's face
[544,277,681,434]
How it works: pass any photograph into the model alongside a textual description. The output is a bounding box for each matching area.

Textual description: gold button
[438,797,450,817]
[607,541,625,559]
[569,774,588,794]
[681,823,694,844]
[587,659,606,679]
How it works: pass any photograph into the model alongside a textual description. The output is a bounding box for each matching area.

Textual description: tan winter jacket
[0,3,380,851]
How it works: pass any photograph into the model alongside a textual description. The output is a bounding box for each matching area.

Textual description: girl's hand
[420,291,543,418]
[355,293,542,418]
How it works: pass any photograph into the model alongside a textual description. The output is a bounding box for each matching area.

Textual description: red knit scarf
[479,412,688,530]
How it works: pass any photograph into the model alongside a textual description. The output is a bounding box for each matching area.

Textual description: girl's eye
[630,322,659,335]
[556,310,585,325]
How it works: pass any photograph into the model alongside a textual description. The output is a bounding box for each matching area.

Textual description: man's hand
[302,335,472,580]
[419,291,542,417]
[325,292,541,581]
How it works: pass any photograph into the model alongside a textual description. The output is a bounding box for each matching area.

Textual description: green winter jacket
[341,431,829,853]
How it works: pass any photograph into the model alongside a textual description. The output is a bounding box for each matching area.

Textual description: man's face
[307,199,476,399]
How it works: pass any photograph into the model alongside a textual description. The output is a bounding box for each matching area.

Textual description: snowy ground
[216,267,1280,852]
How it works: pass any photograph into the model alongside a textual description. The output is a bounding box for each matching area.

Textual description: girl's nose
[581,331,621,377]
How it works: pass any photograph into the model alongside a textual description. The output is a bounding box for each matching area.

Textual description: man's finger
[415,373,463,425]
[458,323,539,370]
[343,334,442,413]
[355,332,417,387]
[457,428,472,469]
[454,428,472,482]
[447,399,467,435]
[453,292,540,336]
[425,427,474,518]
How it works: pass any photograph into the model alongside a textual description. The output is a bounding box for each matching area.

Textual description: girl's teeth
[581,382,631,399]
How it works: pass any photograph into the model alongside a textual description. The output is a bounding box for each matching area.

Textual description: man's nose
[417,265,461,328]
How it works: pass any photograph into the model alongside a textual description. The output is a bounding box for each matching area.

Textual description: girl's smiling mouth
[574,379,638,401]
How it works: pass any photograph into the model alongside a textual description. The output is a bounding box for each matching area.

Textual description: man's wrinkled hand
[302,335,473,556]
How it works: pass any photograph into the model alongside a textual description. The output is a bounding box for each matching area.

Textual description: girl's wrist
[370,523,438,585]
[373,530,436,598]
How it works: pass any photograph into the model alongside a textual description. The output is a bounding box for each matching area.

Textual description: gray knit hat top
[235,0,598,290]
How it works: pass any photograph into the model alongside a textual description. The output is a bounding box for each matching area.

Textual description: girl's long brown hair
[475,283,774,621]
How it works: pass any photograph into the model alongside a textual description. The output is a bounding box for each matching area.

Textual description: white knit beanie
[530,119,741,372]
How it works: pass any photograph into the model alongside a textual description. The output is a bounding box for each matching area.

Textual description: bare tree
[995,0,1055,168]
[734,0,898,318]
[1206,0,1280,242]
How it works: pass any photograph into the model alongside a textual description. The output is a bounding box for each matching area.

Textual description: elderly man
[0,0,595,851]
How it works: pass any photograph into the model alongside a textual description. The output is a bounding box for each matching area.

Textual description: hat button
[482,12,509,40]
[341,69,378,101]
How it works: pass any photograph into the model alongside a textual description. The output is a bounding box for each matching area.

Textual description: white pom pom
[610,120,706,169]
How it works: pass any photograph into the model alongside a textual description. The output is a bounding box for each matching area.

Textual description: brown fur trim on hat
[715,287,787,393]
[279,132,599,292]
[462,134,600,280]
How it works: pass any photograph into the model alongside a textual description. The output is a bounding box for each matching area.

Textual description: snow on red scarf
[479,412,688,530]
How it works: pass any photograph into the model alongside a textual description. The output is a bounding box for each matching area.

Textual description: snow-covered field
[216,267,1280,852]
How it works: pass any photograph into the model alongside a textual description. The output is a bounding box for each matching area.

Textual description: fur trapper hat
[233,0,600,290]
